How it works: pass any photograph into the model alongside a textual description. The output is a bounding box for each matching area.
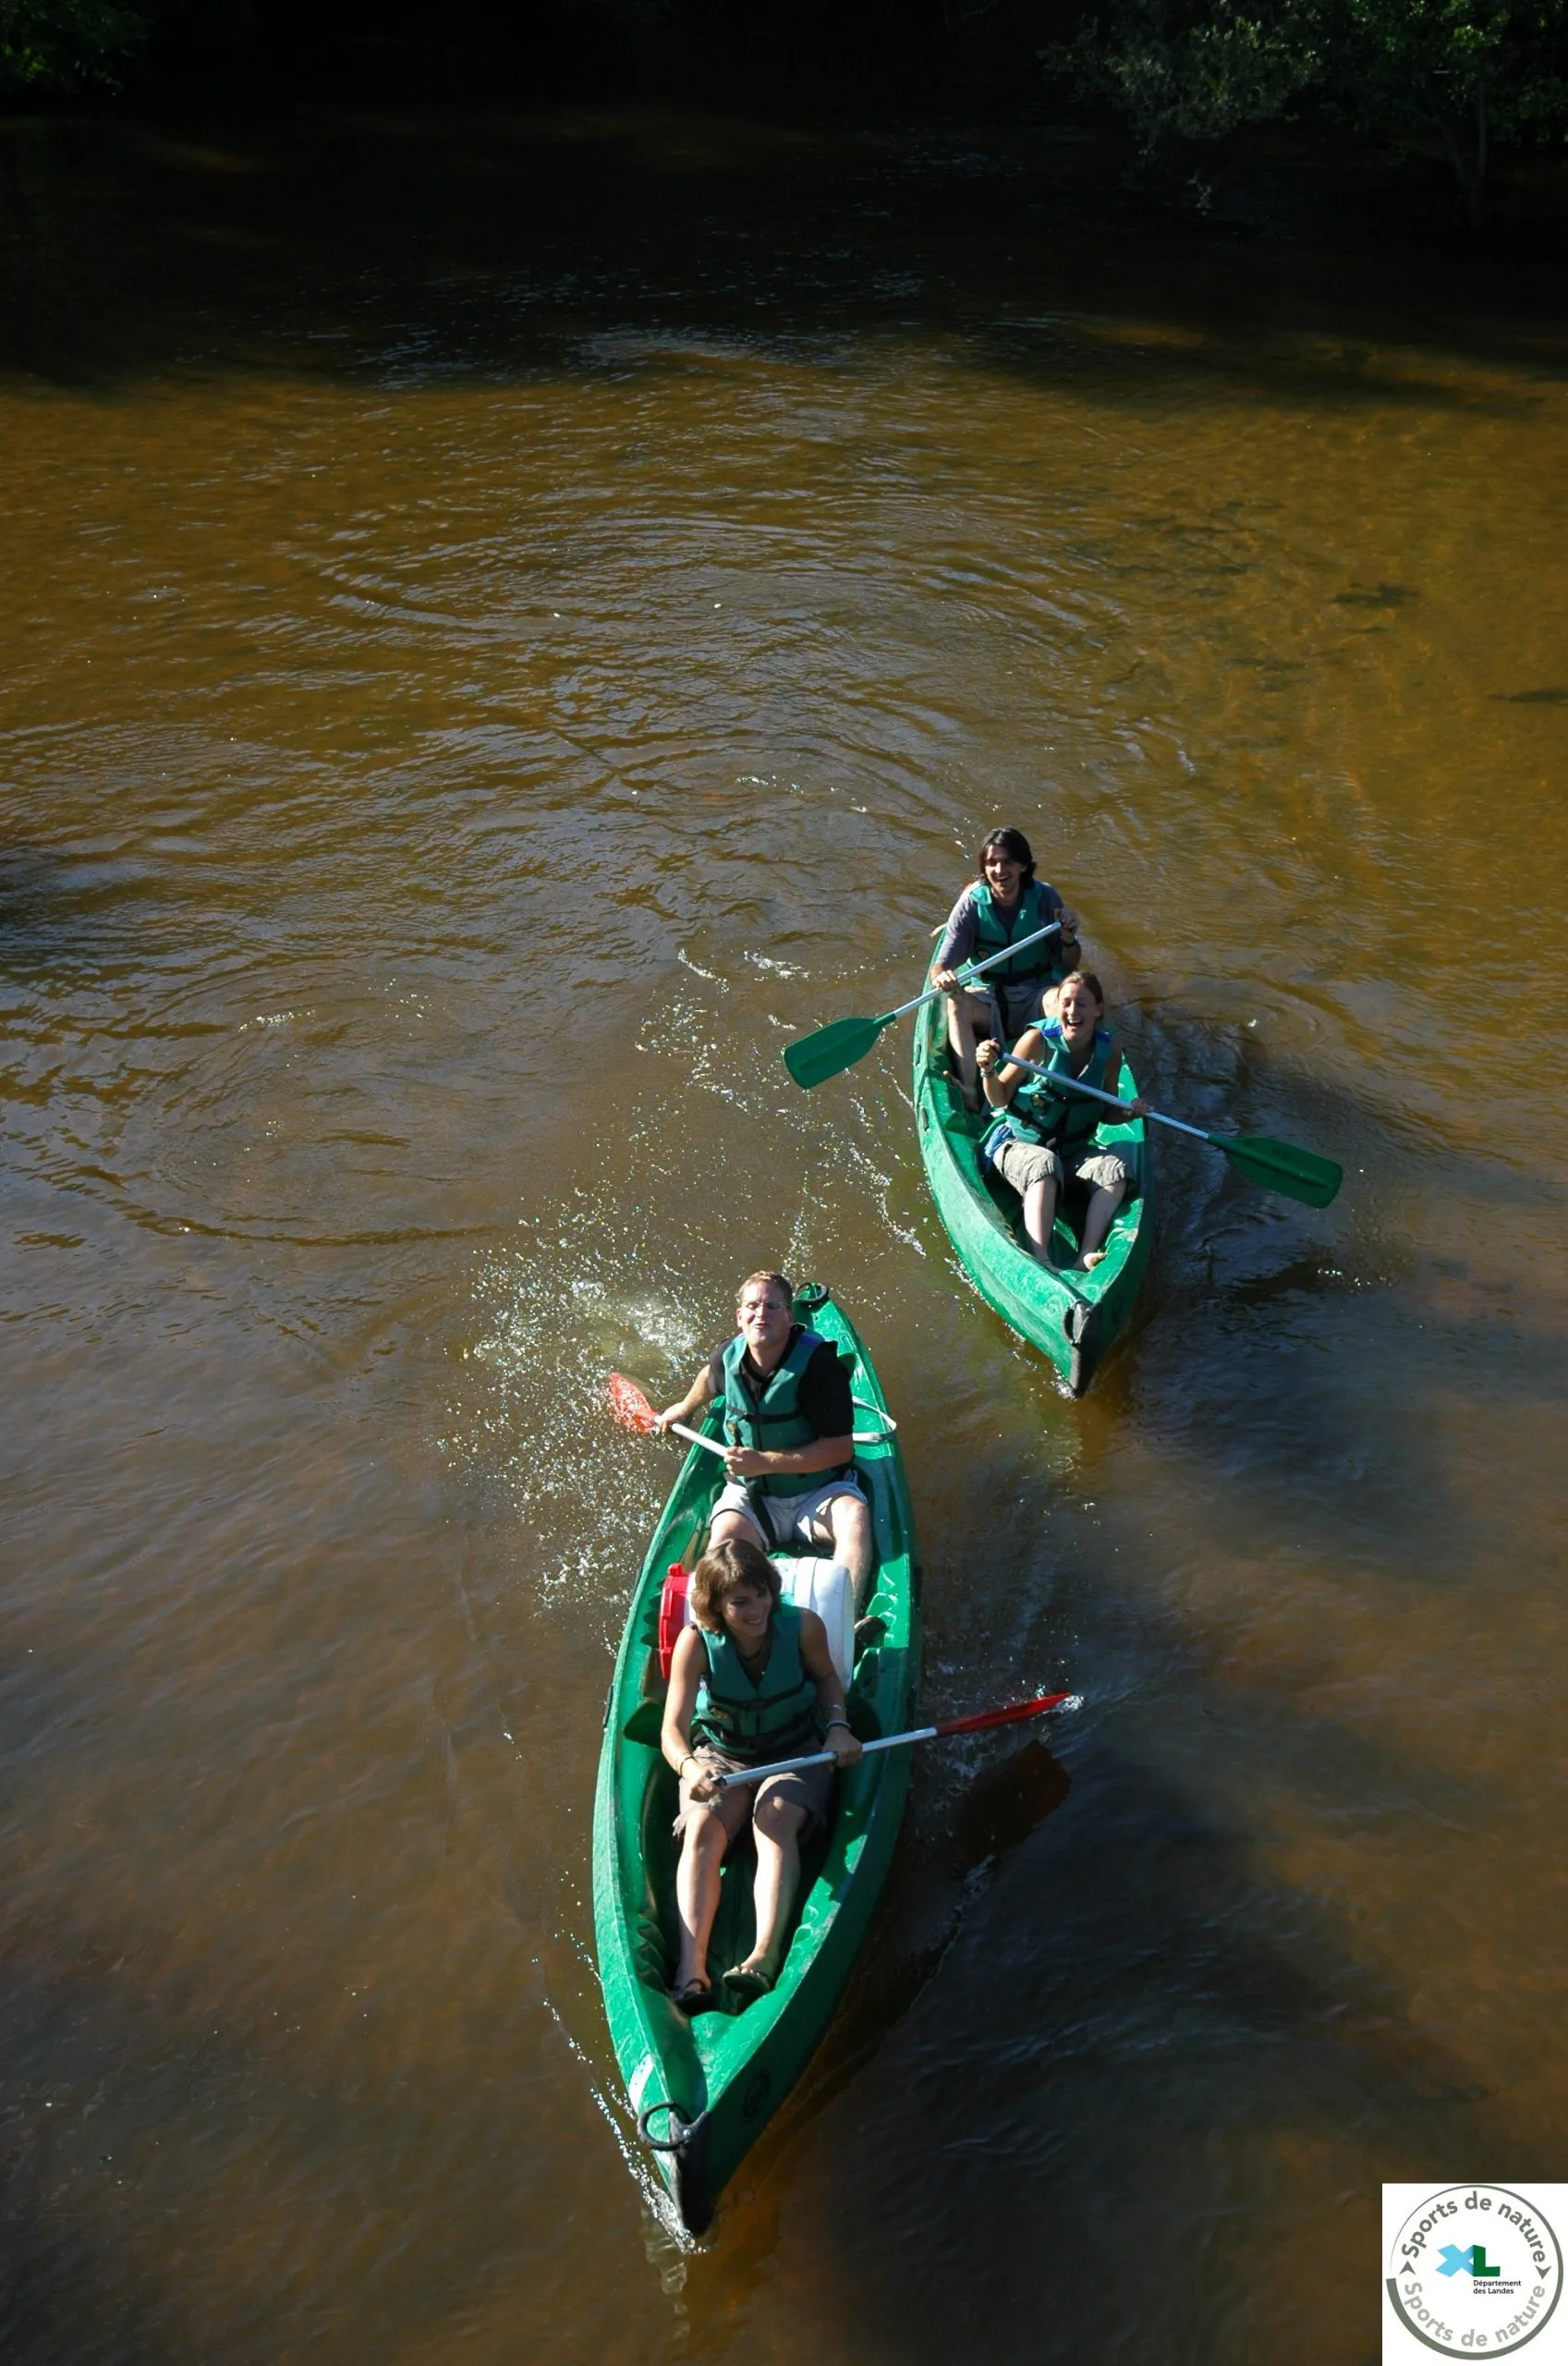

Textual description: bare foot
[1071,1250,1107,1273]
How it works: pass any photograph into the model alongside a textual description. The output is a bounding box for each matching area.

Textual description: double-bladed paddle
[712,1688,1075,1788]
[782,921,1062,1091]
[605,1372,894,1450]
[995,1052,1343,1209]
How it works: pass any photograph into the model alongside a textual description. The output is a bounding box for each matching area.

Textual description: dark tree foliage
[1051,0,1568,219]
[1,0,147,91]
[3,0,1565,236]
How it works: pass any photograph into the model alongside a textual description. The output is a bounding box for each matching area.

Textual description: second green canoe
[911,993,1155,1395]
[592,1283,921,2235]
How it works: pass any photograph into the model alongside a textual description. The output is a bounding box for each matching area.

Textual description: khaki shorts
[674,1742,834,1847]
[991,1137,1130,1196]
[711,1475,865,1552]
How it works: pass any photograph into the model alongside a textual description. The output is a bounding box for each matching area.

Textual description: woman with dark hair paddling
[661,1538,861,2015]
[976,970,1145,1273]
[932,827,1081,1109]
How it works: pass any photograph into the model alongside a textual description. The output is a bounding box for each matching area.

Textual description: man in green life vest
[657,1270,872,1605]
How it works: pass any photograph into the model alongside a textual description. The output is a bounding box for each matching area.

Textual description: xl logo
[1438,2243,1502,2278]
[1385,2181,1563,2358]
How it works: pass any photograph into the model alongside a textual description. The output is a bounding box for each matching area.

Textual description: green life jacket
[982,1022,1120,1160]
[719,1326,841,1499]
[970,879,1065,984]
[692,1600,821,1758]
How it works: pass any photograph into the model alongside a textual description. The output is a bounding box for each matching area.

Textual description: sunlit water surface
[2,105,1565,2366]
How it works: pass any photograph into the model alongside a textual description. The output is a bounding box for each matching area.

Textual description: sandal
[853,1616,886,1660]
[722,1965,775,2007]
[672,1978,716,2017]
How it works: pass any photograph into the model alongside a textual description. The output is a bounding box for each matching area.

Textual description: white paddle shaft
[666,1420,727,1457]
[996,1051,1200,1140]
[886,920,1063,1023]
[664,1418,894,1454]
[715,1724,940,1789]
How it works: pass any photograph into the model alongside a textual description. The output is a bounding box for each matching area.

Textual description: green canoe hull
[911,994,1155,1394]
[591,1286,921,2235]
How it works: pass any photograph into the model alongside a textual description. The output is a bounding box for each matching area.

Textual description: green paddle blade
[1209,1132,1343,1208]
[782,1010,893,1091]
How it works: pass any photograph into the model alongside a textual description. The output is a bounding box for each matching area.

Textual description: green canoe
[591,1285,921,2236]
[911,992,1155,1395]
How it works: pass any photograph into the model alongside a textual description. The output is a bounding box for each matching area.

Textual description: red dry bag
[657,1564,691,1679]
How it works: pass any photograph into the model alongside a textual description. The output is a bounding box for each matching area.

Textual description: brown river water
[2,103,1566,2365]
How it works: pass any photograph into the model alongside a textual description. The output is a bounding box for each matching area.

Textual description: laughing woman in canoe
[976,970,1144,1273]
[661,1538,861,2016]
[932,827,1082,1109]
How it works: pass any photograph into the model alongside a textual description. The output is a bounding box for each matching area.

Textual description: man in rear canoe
[976,970,1145,1273]
[657,1271,873,1605]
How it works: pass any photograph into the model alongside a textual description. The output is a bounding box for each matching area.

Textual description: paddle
[606,1372,895,1450]
[713,1688,1075,1789]
[783,921,1063,1091]
[606,1371,727,1459]
[994,1053,1343,1209]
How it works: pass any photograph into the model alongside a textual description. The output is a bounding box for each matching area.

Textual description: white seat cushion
[778,1556,853,1693]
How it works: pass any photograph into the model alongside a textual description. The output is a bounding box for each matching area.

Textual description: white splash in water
[448,1209,711,1613]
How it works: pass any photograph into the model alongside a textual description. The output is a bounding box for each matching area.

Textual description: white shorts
[711,1475,866,1552]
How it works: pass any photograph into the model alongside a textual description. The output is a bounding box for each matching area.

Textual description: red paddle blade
[933,1689,1072,1738]
[605,1372,659,1434]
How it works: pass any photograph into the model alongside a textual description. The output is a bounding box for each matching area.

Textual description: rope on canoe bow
[638,2100,697,2153]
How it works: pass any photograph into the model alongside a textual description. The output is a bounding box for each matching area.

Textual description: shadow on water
[0,1957,201,2366]
[0,847,158,975]
[1108,988,1568,1422]
[795,1759,1511,2363]
[0,2191,162,2366]
[762,1738,1075,2133]
[669,1553,1550,2360]
[1,108,1564,407]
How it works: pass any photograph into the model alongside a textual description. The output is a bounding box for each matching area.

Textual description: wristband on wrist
[825,1718,853,1735]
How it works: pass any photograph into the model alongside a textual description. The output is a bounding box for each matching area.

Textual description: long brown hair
[977,826,1036,886]
[689,1537,781,1633]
